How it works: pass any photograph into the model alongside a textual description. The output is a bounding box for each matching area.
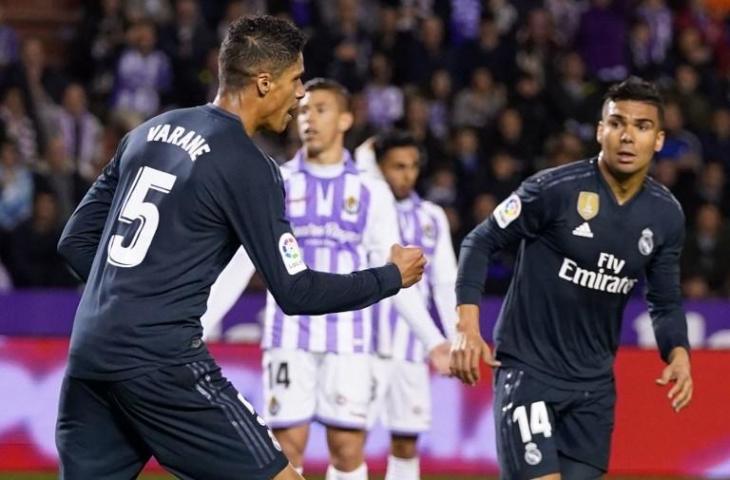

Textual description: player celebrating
[55,16,426,480]
[450,77,693,479]
[260,79,449,480]
[367,130,458,480]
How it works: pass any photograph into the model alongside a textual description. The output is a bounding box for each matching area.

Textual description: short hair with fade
[219,15,306,92]
[373,130,421,164]
[603,76,665,126]
[303,77,351,111]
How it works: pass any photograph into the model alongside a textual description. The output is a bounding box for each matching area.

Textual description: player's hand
[389,244,426,288]
[655,347,693,413]
[428,341,451,376]
[449,305,500,386]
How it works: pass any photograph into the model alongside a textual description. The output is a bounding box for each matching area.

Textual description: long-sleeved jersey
[59,104,402,380]
[373,193,458,362]
[456,158,689,388]
[261,151,445,355]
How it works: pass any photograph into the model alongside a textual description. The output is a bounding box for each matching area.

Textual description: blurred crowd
[0,0,729,298]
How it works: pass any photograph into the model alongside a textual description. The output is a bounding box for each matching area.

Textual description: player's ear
[338,111,354,132]
[255,73,272,97]
[596,121,604,143]
[654,129,666,152]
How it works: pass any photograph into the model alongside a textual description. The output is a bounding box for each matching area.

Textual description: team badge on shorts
[638,228,654,256]
[279,233,307,274]
[344,195,360,214]
[524,442,543,466]
[494,194,522,228]
[269,396,280,416]
[577,191,599,221]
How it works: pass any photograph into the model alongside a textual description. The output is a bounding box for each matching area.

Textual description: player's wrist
[456,304,480,333]
[668,346,690,365]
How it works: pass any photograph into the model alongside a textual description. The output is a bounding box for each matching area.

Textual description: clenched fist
[389,244,426,288]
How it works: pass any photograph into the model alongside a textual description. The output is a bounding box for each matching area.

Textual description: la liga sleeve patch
[494,194,522,229]
[279,233,307,275]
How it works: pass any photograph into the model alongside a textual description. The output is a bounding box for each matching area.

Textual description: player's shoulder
[359,172,395,198]
[418,198,448,220]
[644,175,685,220]
[526,158,596,192]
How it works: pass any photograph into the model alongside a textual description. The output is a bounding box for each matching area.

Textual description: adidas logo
[572,222,594,238]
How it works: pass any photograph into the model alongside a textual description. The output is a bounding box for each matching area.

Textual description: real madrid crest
[344,195,359,214]
[577,192,599,221]
[524,442,543,466]
[638,228,654,256]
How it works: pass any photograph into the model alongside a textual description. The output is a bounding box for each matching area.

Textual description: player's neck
[305,144,345,166]
[597,155,648,205]
[213,91,258,137]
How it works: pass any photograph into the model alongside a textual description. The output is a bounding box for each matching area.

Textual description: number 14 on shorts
[513,401,553,443]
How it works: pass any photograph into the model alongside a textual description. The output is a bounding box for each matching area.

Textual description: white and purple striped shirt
[373,193,458,362]
[261,150,401,354]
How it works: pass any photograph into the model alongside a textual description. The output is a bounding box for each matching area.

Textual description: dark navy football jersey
[59,104,401,380]
[456,158,689,388]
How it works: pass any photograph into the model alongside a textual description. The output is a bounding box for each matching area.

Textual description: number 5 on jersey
[108,166,177,268]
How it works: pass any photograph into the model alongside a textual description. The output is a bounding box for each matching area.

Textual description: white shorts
[368,356,431,434]
[262,349,372,430]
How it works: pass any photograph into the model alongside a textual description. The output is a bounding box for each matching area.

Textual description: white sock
[385,455,419,480]
[325,462,368,480]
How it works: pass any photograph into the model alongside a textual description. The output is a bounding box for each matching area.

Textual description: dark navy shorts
[493,367,614,480]
[56,360,288,480]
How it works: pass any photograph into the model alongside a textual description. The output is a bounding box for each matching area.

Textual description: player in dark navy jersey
[450,77,693,479]
[55,16,425,480]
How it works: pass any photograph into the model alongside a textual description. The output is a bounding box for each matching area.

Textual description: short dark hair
[373,130,420,164]
[219,15,305,91]
[303,77,351,111]
[603,76,665,125]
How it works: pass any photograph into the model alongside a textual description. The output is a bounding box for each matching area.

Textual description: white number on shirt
[107,166,177,268]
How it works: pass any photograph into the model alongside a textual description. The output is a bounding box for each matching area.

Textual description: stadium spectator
[452,67,506,129]
[111,19,172,120]
[57,83,103,182]
[364,52,403,129]
[0,86,39,164]
[682,203,730,298]
[5,191,77,287]
[34,135,90,222]
[702,107,730,170]
[576,0,629,81]
[0,138,33,232]
[160,0,215,107]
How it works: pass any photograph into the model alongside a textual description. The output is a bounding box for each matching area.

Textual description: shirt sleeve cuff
[456,285,482,306]
[376,263,402,298]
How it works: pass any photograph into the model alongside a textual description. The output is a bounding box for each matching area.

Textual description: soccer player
[55,16,426,480]
[260,79,450,480]
[367,130,458,480]
[450,77,693,479]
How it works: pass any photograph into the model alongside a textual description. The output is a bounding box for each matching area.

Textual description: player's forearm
[392,287,446,351]
[58,207,108,282]
[57,234,97,282]
[455,226,495,305]
[271,263,402,316]
[650,307,690,363]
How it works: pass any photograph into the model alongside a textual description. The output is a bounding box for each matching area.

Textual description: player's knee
[328,433,366,470]
[273,428,307,466]
[390,434,418,459]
